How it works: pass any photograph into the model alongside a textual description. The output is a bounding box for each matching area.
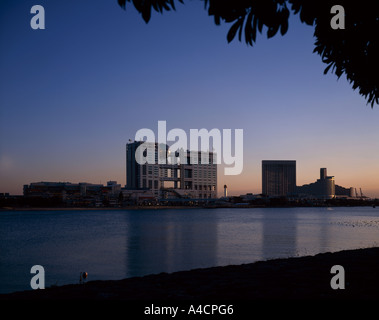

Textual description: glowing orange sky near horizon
[2,157,377,198]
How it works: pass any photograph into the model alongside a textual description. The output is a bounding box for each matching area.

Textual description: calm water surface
[1,207,379,294]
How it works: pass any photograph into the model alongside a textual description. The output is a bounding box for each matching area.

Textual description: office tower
[262,160,296,196]
[126,141,217,199]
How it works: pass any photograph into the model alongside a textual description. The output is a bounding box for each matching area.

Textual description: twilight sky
[0,0,378,197]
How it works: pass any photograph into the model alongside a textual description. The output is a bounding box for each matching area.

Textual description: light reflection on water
[0,206,378,294]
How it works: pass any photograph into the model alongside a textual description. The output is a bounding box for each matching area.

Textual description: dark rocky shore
[1,247,379,301]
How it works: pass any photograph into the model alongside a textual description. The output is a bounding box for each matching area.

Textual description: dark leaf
[245,11,254,45]
[251,15,257,43]
[227,19,243,43]
[280,19,288,35]
[280,8,290,35]
[142,4,152,23]
[257,19,263,33]
[238,16,244,41]
[118,0,127,9]
[323,62,334,74]
[169,0,175,10]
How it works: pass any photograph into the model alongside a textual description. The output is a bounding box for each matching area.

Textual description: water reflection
[294,208,333,255]
[1,207,378,294]
[124,209,218,277]
[261,208,298,260]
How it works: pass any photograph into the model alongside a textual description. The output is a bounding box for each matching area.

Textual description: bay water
[1,206,379,294]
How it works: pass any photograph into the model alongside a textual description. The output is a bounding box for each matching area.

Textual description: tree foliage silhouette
[118,0,379,107]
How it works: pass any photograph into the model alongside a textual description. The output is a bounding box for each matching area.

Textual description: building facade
[126,141,217,199]
[296,167,356,199]
[262,160,296,197]
[296,168,335,199]
[23,181,121,206]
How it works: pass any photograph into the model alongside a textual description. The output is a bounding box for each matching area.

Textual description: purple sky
[0,0,378,197]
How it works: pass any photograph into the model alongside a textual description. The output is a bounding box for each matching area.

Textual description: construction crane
[359,188,367,199]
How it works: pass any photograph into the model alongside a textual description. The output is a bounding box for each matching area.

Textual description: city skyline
[9,155,371,200]
[1,0,378,197]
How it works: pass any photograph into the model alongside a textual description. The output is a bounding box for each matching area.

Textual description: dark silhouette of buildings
[262,160,296,197]
[23,181,121,207]
[262,162,356,200]
[296,168,336,199]
[296,168,356,199]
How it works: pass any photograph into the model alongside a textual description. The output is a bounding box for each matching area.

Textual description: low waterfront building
[23,181,121,207]
[296,168,354,200]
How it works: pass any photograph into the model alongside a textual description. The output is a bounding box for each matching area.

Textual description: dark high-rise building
[262,160,296,196]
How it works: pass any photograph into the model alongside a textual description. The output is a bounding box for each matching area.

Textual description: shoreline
[2,247,379,300]
[0,205,222,211]
[0,206,195,211]
[1,203,378,212]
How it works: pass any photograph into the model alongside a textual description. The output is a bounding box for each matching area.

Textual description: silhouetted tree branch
[118,0,379,107]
